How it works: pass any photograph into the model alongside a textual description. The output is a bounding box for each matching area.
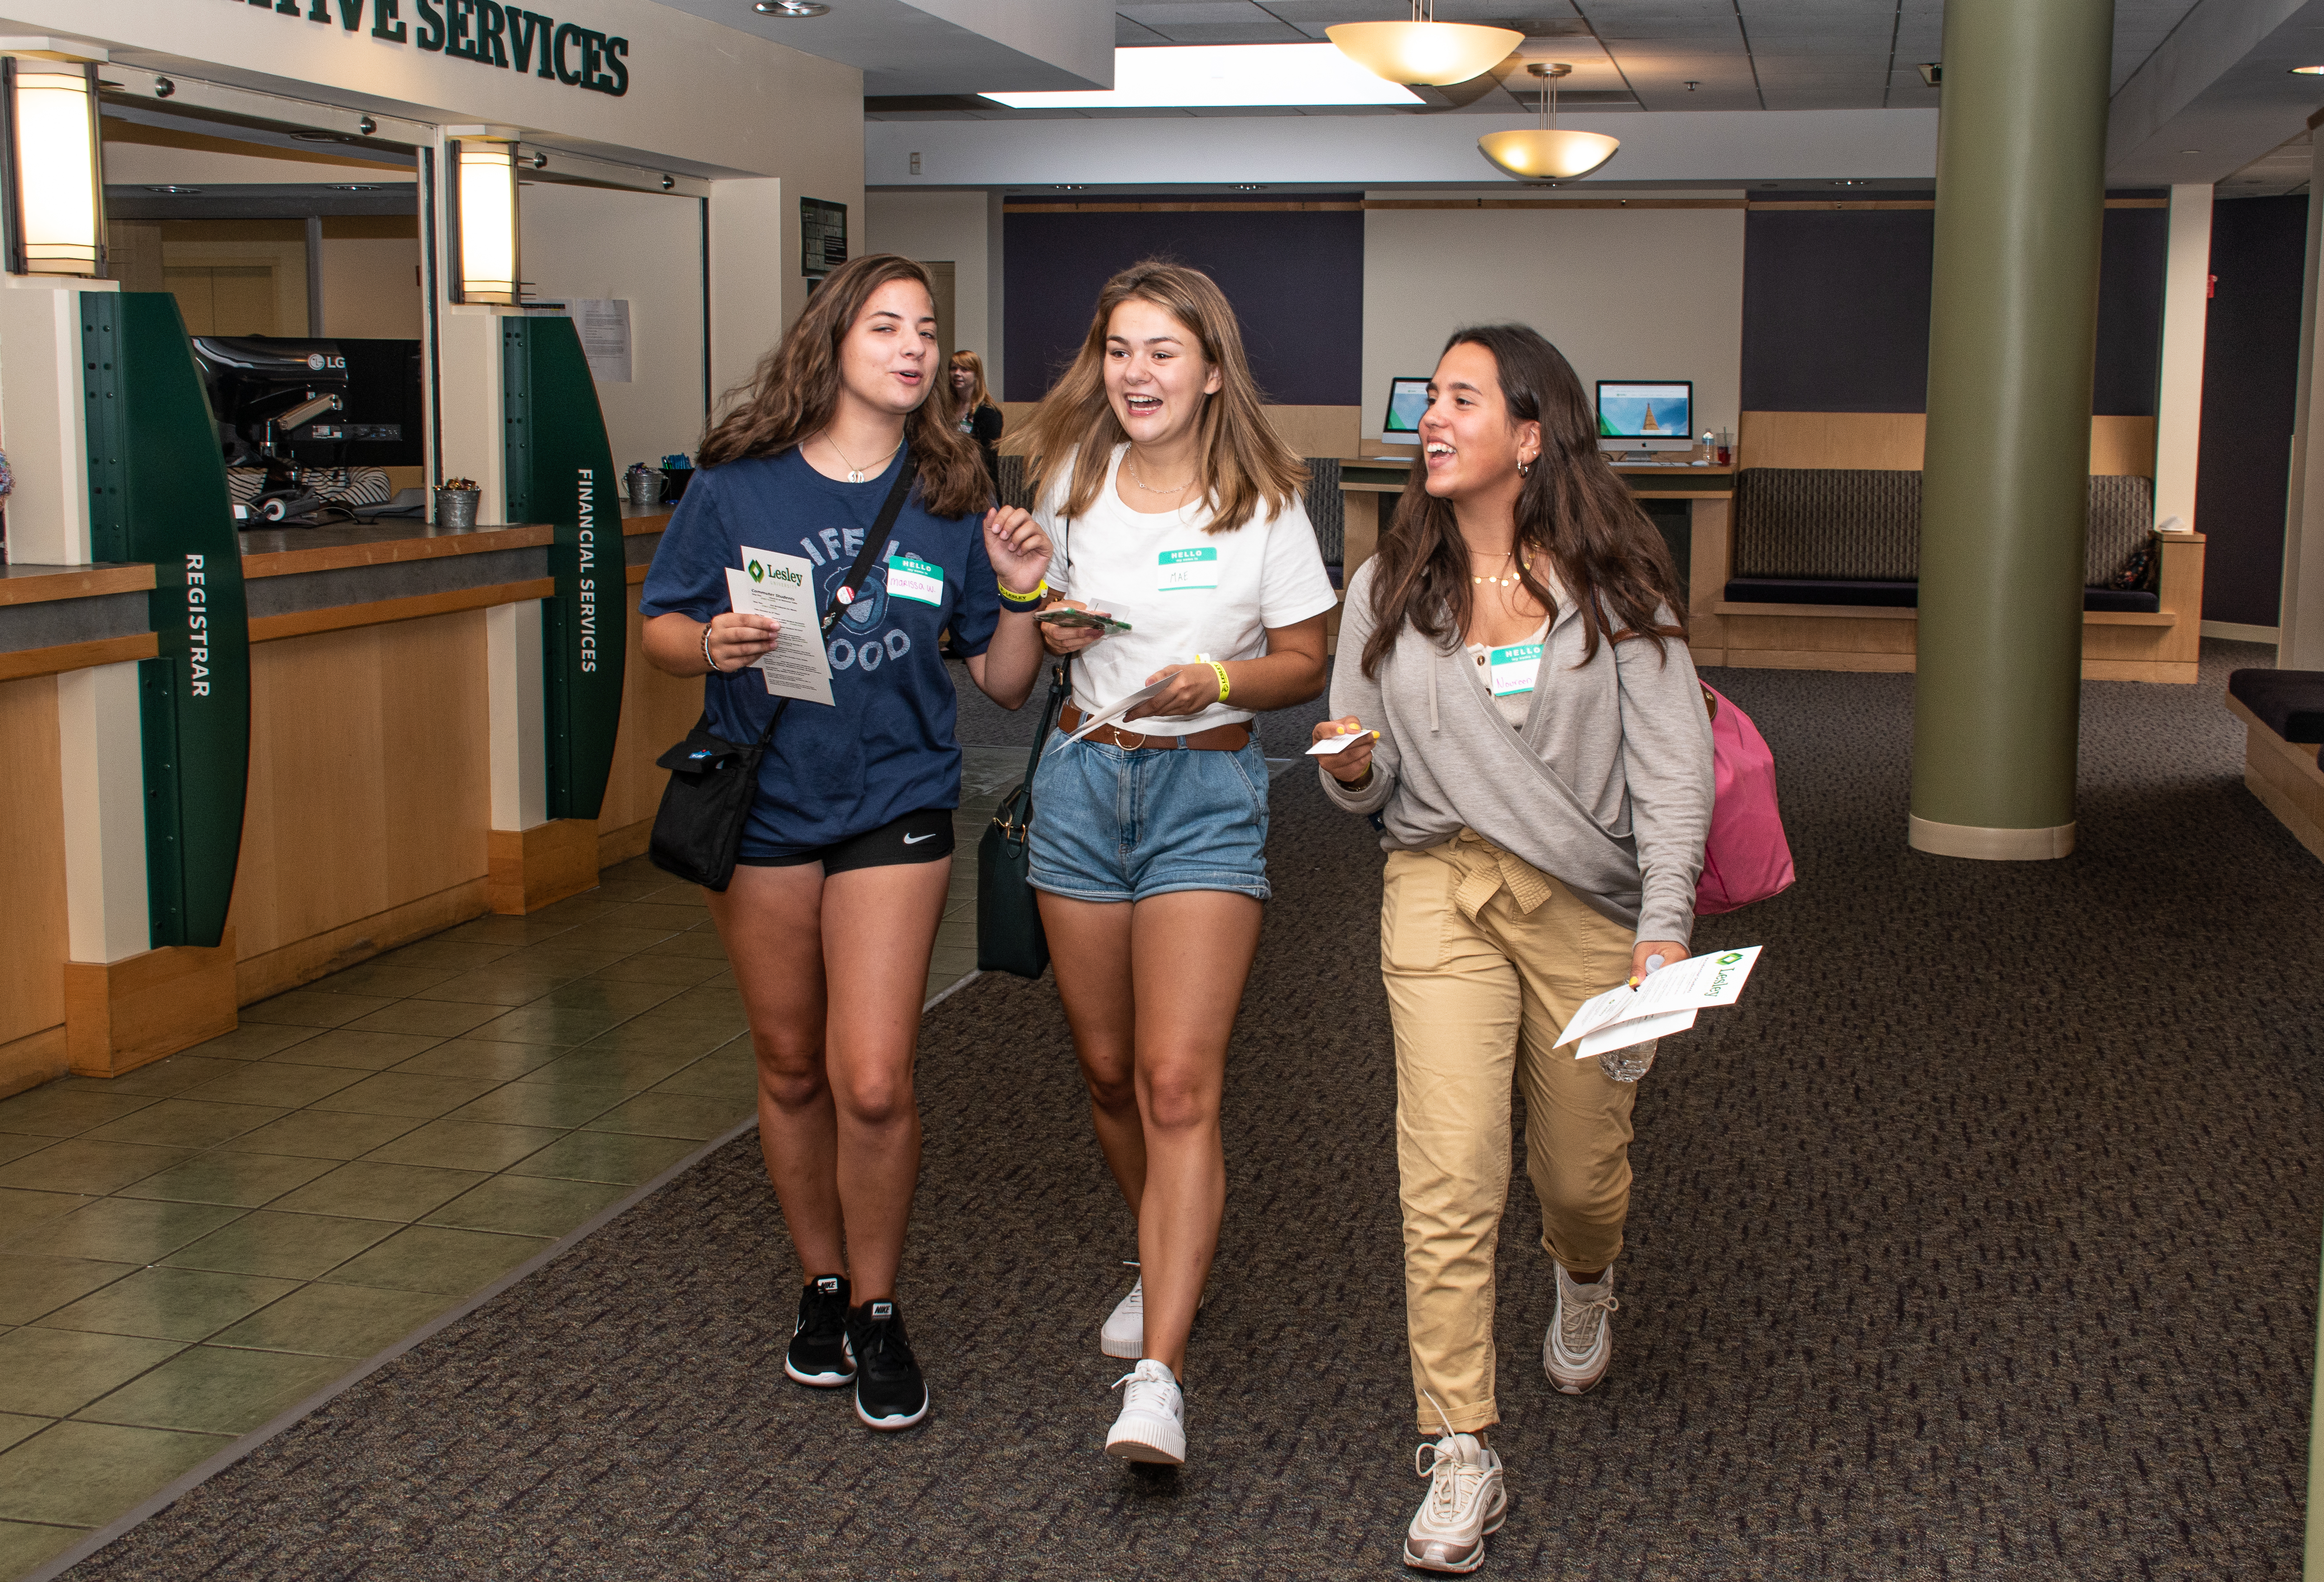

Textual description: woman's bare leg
[1039,892,1145,1214]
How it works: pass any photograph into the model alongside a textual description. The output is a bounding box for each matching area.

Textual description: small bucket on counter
[436,487,480,529]
[625,465,660,509]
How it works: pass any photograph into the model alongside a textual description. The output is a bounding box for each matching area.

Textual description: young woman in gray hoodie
[1314,325,1714,1574]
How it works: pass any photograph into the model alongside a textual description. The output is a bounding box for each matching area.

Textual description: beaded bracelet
[997,577,1046,608]
[1207,660,1230,702]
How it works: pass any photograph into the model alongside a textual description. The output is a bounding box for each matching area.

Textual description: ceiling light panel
[982,44,1423,108]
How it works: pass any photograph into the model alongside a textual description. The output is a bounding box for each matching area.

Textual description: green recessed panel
[82,292,250,949]
[501,315,625,820]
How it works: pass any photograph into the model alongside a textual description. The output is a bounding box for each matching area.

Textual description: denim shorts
[1028,733,1272,904]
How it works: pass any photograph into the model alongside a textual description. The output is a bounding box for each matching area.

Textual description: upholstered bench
[1721,468,2163,613]
[2225,669,2324,862]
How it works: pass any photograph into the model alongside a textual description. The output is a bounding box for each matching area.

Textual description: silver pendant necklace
[822,431,901,484]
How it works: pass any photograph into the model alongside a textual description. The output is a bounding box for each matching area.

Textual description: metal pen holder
[436,488,480,530]
[626,469,660,509]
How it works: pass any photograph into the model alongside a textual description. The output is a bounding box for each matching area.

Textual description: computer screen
[1381,376,1431,439]
[1596,380,1693,451]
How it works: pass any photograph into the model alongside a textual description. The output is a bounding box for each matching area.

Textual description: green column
[1909,0,2115,861]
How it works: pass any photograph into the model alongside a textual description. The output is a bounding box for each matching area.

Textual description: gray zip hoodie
[1320,557,1716,946]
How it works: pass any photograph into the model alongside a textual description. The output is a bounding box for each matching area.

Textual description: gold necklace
[1127,451,1196,494]
[821,431,902,484]
[1472,548,1528,589]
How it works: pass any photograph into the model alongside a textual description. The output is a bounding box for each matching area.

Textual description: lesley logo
[231,0,632,98]
[748,559,801,587]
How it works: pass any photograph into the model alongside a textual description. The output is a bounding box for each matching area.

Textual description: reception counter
[0,504,702,1094]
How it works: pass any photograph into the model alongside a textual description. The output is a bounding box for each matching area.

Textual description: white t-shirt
[1037,444,1339,735]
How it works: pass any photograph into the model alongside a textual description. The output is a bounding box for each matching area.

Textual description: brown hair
[1361,323,1685,679]
[698,253,989,517]
[949,348,992,414]
[1019,260,1305,534]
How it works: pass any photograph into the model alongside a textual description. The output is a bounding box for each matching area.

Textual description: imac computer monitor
[1596,380,1693,458]
[1376,375,1431,455]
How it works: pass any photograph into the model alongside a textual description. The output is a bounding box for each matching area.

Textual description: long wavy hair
[1020,260,1305,534]
[698,253,989,517]
[1361,324,1685,679]
[949,348,992,414]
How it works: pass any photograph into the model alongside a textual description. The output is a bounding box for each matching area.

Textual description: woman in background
[1315,324,1712,1572]
[952,349,1005,494]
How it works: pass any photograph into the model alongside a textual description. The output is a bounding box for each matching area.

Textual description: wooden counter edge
[248,577,555,643]
[0,632,159,681]
[622,512,673,536]
[0,564,157,607]
[240,524,555,580]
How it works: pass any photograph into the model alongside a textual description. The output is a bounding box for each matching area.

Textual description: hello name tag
[1488,642,1543,697]
[1157,546,1220,591]
[886,553,945,606]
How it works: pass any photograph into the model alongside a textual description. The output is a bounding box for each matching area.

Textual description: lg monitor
[1376,375,1431,455]
[1596,380,1693,458]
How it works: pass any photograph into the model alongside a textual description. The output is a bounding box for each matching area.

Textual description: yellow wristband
[997,577,1046,607]
[1207,660,1229,702]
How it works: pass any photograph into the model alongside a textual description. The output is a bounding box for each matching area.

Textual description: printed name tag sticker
[1488,642,1543,697]
[886,553,945,606]
[1157,546,1220,592]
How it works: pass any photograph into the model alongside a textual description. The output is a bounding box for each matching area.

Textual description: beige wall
[1360,199,1746,445]
[520,183,707,469]
[320,218,424,340]
[867,191,994,370]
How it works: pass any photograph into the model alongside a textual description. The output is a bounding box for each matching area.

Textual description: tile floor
[0,757,1022,1581]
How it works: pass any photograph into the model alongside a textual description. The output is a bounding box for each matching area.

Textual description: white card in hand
[1057,676,1174,745]
[1306,731,1377,756]
[726,548,834,706]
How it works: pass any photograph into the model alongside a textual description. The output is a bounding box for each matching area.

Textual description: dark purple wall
[2194,195,2307,628]
[1002,201,1364,405]
[1740,205,2167,416]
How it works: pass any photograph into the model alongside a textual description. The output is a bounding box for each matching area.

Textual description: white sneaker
[1403,1431,1507,1573]
[1103,1359,1186,1465]
[1101,1271,1144,1359]
[1543,1263,1618,1394]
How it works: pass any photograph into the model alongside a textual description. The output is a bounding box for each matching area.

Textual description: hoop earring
[1517,455,1536,478]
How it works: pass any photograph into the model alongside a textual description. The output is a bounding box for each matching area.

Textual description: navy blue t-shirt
[638,448,999,858]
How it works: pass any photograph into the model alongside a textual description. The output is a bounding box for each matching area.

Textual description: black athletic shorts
[736,807,955,873]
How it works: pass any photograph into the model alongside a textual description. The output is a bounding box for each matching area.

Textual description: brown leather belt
[1057,701,1252,752]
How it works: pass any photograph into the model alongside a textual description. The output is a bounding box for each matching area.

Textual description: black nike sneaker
[784,1274,855,1387]
[848,1299,930,1430]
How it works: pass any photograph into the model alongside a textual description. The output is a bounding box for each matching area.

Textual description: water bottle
[1598,952,1666,1082]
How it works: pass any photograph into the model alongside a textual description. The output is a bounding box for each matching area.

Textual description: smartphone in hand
[1035,608,1132,635]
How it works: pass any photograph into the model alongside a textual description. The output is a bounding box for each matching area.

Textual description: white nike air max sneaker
[1103,1358,1187,1465]
[1404,1430,1507,1573]
[1543,1262,1619,1394]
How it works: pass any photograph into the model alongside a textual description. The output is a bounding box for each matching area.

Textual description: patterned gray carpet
[64,641,2321,1579]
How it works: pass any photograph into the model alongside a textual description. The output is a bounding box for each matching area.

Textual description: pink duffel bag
[1695,683,1794,915]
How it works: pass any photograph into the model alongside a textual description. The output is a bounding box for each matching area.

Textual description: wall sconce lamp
[0,57,104,277]
[446,137,520,305]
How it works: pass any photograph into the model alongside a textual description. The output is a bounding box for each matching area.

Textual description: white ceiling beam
[867,106,1937,186]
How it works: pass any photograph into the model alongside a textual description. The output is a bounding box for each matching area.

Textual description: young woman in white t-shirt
[990,261,1336,1467]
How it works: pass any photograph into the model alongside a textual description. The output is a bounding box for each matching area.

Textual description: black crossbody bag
[976,514,1068,979]
[648,454,915,891]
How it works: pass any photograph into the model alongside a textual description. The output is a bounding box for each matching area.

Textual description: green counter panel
[501,315,625,822]
[82,292,251,950]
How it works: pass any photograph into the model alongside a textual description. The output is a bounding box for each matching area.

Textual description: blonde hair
[949,348,991,414]
[1020,260,1305,534]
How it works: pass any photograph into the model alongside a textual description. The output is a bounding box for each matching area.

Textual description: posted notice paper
[726,546,834,705]
[1553,946,1764,1059]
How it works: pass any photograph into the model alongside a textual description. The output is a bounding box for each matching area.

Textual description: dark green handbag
[976,658,1069,978]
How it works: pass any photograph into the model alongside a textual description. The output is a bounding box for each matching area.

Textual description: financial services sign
[232,0,633,96]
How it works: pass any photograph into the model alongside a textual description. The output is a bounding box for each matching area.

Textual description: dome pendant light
[1479,62,1620,180]
[1327,0,1519,87]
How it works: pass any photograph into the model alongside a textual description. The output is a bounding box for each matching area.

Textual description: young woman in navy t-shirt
[639,253,1051,1433]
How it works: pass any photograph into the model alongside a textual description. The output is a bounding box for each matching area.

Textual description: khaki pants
[1383,832,1638,1434]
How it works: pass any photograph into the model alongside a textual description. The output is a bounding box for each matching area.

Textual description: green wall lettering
[229,0,627,90]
